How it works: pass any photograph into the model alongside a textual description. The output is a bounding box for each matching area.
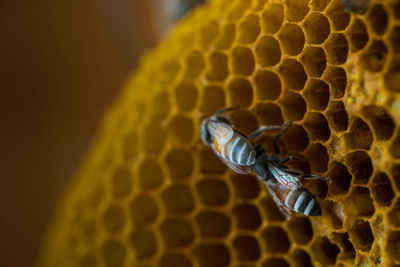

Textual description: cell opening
[206,51,229,81]
[306,142,329,173]
[287,217,313,245]
[360,40,388,73]
[254,102,284,131]
[129,194,158,226]
[263,258,289,267]
[324,33,348,65]
[161,184,194,214]
[253,70,281,100]
[161,60,180,84]
[345,186,375,217]
[388,199,400,228]
[184,50,205,79]
[165,149,194,179]
[290,249,312,267]
[303,79,330,111]
[279,59,307,91]
[160,253,191,267]
[231,46,255,76]
[227,77,253,107]
[262,226,290,253]
[390,130,400,159]
[349,219,374,252]
[194,243,230,267]
[327,161,352,196]
[261,2,284,34]
[229,109,258,136]
[143,123,167,154]
[231,174,260,199]
[325,101,348,132]
[386,231,400,262]
[390,26,400,52]
[138,157,164,190]
[160,219,194,248]
[130,229,157,260]
[345,151,373,184]
[169,114,194,144]
[371,172,394,207]
[102,239,126,267]
[199,85,225,115]
[111,166,132,199]
[304,112,330,142]
[282,124,309,152]
[331,233,356,262]
[260,196,286,222]
[103,204,125,233]
[198,147,226,174]
[322,200,344,230]
[284,0,309,22]
[324,66,347,98]
[215,23,236,50]
[233,235,261,262]
[152,91,171,119]
[311,236,340,265]
[344,117,373,151]
[227,0,251,20]
[326,1,350,30]
[238,14,260,44]
[255,36,281,67]
[174,82,198,112]
[347,18,368,52]
[300,46,327,77]
[195,211,230,238]
[122,130,138,161]
[200,21,219,49]
[367,4,388,36]
[278,23,305,56]
[279,92,307,121]
[233,203,262,230]
[196,178,229,206]
[303,12,330,44]
[363,105,394,140]
[384,58,400,92]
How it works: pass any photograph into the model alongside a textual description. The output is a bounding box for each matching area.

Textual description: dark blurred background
[0,1,189,266]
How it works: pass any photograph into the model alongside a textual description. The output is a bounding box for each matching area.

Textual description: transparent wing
[268,162,302,190]
[212,145,252,175]
[263,180,291,220]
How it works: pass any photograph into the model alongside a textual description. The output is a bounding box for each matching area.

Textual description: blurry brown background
[0,1,174,266]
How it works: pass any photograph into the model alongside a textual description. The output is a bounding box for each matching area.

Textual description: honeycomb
[38,0,400,266]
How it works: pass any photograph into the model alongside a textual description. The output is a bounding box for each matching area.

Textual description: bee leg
[280,155,307,164]
[248,125,283,140]
[215,106,238,116]
[273,120,293,154]
[303,174,328,182]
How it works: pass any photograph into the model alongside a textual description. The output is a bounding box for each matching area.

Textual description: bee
[254,121,327,219]
[340,0,371,14]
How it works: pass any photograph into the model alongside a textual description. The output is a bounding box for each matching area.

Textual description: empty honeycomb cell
[281,123,309,151]
[227,77,253,107]
[324,33,349,65]
[199,85,225,115]
[303,12,331,44]
[300,46,327,77]
[325,1,350,31]
[238,14,260,44]
[233,203,262,230]
[102,239,126,267]
[143,123,167,154]
[306,142,329,173]
[261,226,290,253]
[327,161,352,196]
[231,46,255,76]
[287,217,313,245]
[360,40,388,73]
[278,23,305,56]
[121,130,138,161]
[161,60,180,83]
[215,23,236,50]
[103,203,125,233]
[165,149,194,179]
[262,258,289,267]
[362,105,395,141]
[200,21,219,49]
[345,150,373,184]
[260,196,286,222]
[279,59,307,91]
[79,252,96,267]
[349,219,374,252]
[160,253,192,267]
[233,235,261,261]
[390,130,400,159]
[344,117,373,151]
[152,90,171,119]
[206,51,229,81]
[367,4,388,36]
[195,211,230,238]
[174,82,198,112]
[392,1,400,18]
[184,50,205,79]
[390,26,400,52]
[284,0,309,22]
[325,101,348,132]
[196,178,229,206]
[261,2,284,34]
[387,231,400,263]
[371,172,394,207]
[322,200,344,229]
[331,233,356,262]
[324,66,347,98]
[169,113,194,144]
[388,199,400,227]
[254,36,281,67]
[231,174,260,199]
[303,79,330,111]
[227,0,251,20]
[303,112,330,141]
[279,92,307,121]
[384,58,400,92]
[138,157,164,190]
[344,186,375,217]
[194,244,230,267]
[199,148,226,174]
[229,109,258,135]
[254,102,284,127]
[290,249,312,267]
[130,194,158,226]
[161,184,194,214]
[253,70,281,100]
[111,166,132,199]
[347,18,369,52]
[160,218,194,247]
[310,236,340,265]
[130,229,157,259]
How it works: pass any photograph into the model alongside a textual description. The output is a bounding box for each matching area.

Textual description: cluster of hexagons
[38,0,400,266]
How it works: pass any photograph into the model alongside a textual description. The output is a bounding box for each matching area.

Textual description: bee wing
[263,180,291,221]
[212,145,252,174]
[268,163,302,190]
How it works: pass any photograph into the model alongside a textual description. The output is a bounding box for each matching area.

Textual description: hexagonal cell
[195,211,230,238]
[174,82,198,112]
[347,18,369,52]
[254,36,281,67]
[327,161,352,196]
[303,112,330,142]
[253,70,281,100]
[198,147,226,174]
[160,218,194,248]
[161,184,194,214]
[199,85,225,115]
[129,194,158,226]
[344,186,375,217]
[360,40,388,73]
[306,142,329,173]
[284,0,309,22]
[366,4,388,36]
[227,77,253,107]
[233,235,261,262]
[111,166,132,199]
[389,26,400,52]
[194,243,230,267]
[196,178,229,206]
[287,217,313,245]
[326,0,350,31]
[231,174,260,199]
[331,232,356,263]
[215,23,236,50]
[161,60,180,83]
[102,239,127,267]
[184,50,205,79]
[121,130,138,161]
[238,14,260,44]
[390,130,400,159]
[300,46,327,77]
[143,123,167,154]
[254,102,284,126]
[137,157,164,190]
[325,101,349,132]
[322,200,344,230]
[290,249,312,267]
[227,0,251,20]
[324,66,347,99]
[260,196,286,222]
[130,229,157,260]
[303,79,330,111]
[103,203,125,233]
[349,219,374,252]
[384,58,400,92]
[278,23,305,56]
[362,105,394,141]
[165,149,194,179]
[263,258,289,267]
[233,203,262,230]
[151,90,171,119]
[388,199,400,228]
[344,117,373,151]
[279,59,307,91]
[169,114,194,144]
[279,92,307,122]
[206,51,228,81]
[281,123,309,151]
[261,226,290,253]
[261,2,284,34]
[310,236,340,266]
[303,12,330,44]
[324,33,348,65]
[200,21,219,49]
[371,172,394,207]
[231,46,255,76]
[345,151,373,184]
[160,253,191,267]
[229,109,258,136]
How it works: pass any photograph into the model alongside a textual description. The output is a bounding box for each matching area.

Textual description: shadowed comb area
[38,0,400,266]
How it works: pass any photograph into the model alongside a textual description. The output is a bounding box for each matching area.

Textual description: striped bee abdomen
[214,131,255,166]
